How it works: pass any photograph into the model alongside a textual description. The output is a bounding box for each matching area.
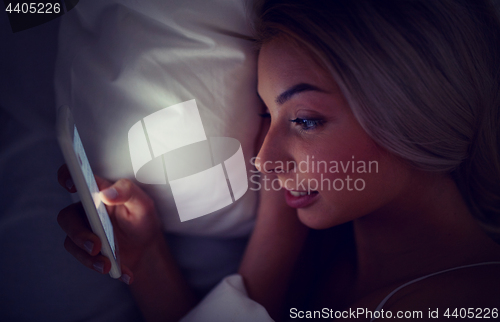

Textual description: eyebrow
[275,83,325,105]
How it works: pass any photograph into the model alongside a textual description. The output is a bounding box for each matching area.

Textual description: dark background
[0,7,142,322]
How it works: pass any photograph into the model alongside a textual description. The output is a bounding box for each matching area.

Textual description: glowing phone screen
[73,126,116,258]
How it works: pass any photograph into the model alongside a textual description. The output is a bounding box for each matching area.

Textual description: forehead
[257,37,334,99]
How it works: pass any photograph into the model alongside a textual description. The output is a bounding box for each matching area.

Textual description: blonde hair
[255,0,500,240]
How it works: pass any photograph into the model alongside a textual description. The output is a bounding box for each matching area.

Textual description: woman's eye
[259,112,271,118]
[290,118,323,131]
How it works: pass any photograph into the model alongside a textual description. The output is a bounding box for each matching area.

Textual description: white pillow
[55,0,260,237]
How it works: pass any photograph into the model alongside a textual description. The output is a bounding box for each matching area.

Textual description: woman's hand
[239,173,310,321]
[56,164,164,283]
[57,164,196,321]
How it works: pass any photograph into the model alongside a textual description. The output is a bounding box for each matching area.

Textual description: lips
[284,190,319,208]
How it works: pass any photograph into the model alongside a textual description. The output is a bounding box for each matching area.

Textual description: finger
[119,265,134,285]
[93,176,114,215]
[64,236,111,274]
[57,202,102,256]
[95,175,113,191]
[57,164,76,192]
[99,179,154,216]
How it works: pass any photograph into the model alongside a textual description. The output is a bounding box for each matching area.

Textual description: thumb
[99,179,154,216]
[119,265,134,285]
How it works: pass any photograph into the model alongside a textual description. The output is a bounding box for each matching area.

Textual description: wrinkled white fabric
[181,274,274,322]
[55,0,260,237]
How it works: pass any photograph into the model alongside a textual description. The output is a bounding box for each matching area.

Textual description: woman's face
[256,38,414,229]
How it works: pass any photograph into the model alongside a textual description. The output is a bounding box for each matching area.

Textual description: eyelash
[290,118,324,131]
[258,113,323,131]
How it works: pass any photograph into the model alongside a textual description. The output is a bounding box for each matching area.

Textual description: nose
[254,125,292,174]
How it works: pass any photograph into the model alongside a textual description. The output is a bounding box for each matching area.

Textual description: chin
[296,208,339,230]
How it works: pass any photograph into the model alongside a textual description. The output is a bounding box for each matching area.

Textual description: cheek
[297,142,410,228]
[306,114,381,166]
[346,159,409,220]
[299,130,381,179]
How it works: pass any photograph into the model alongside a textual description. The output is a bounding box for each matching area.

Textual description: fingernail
[83,241,94,254]
[120,274,131,285]
[101,187,118,200]
[93,261,104,274]
[65,178,74,190]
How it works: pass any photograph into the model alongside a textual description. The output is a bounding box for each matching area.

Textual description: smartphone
[57,105,121,278]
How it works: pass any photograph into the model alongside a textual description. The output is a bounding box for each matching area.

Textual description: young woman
[236,0,500,320]
[58,0,500,320]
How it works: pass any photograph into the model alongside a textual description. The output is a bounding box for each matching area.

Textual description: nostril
[255,157,273,174]
[263,161,275,174]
